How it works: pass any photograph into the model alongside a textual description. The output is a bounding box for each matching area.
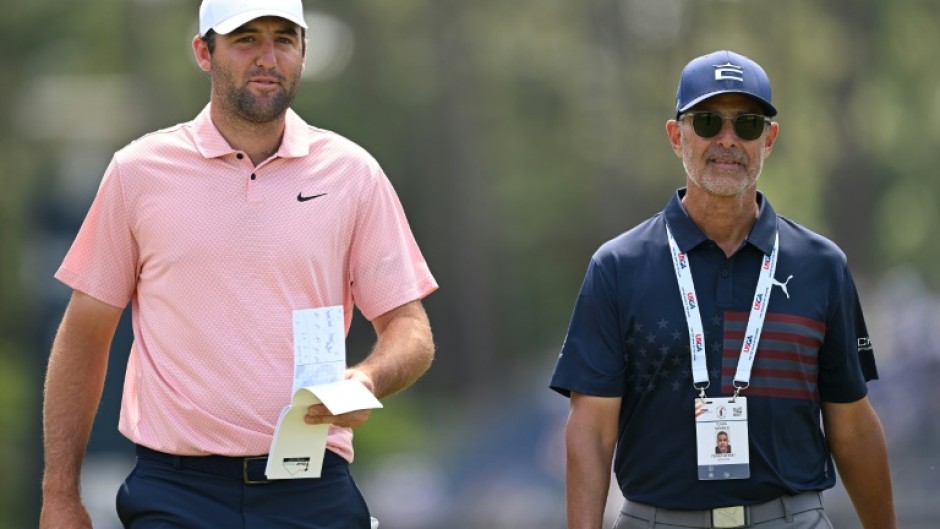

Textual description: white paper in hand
[266,381,383,478]
[266,307,383,479]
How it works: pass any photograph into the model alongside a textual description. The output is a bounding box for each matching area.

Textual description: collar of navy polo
[664,188,778,257]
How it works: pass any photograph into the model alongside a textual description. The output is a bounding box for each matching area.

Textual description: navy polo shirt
[550,189,878,510]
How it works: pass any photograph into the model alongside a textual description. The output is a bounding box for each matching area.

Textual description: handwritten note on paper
[292,307,346,393]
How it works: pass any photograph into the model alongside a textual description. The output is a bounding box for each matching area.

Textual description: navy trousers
[116,446,371,529]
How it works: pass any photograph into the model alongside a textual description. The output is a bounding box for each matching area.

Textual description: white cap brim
[201,9,308,36]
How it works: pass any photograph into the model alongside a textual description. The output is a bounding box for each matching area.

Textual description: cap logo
[714,62,744,82]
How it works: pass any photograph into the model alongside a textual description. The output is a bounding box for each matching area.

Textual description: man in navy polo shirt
[550,50,898,529]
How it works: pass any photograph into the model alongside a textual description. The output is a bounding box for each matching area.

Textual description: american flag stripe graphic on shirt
[721,312,826,400]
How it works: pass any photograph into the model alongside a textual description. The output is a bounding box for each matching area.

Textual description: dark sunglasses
[680,112,770,141]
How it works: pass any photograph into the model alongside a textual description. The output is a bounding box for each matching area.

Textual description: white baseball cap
[199,0,308,37]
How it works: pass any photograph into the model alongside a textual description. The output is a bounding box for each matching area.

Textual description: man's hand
[39,492,93,529]
[304,369,376,428]
[302,299,433,428]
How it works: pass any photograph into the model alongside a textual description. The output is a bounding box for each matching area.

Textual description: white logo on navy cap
[714,62,744,82]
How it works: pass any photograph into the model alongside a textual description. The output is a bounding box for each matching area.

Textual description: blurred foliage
[0,342,32,529]
[2,0,939,526]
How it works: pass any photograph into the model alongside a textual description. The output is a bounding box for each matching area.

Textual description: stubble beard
[213,63,300,124]
[681,136,764,197]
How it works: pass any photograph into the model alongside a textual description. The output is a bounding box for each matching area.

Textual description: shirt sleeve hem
[54,268,130,309]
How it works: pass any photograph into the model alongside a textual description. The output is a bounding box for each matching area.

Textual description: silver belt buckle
[712,505,747,528]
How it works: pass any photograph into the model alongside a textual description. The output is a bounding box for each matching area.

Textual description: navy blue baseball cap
[675,50,776,118]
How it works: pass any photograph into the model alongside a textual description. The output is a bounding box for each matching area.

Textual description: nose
[256,38,277,68]
[714,118,739,147]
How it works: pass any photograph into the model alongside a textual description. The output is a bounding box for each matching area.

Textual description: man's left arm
[821,396,898,529]
[306,300,434,427]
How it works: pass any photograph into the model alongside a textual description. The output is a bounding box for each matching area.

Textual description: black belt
[137,445,290,485]
[621,491,824,528]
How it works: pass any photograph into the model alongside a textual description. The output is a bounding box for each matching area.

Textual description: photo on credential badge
[715,431,732,454]
[695,397,750,480]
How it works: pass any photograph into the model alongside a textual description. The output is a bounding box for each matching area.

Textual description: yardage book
[266,379,382,479]
[265,307,383,479]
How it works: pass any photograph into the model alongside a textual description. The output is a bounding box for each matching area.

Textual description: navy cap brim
[677,89,777,118]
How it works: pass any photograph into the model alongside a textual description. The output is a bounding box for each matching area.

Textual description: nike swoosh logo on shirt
[297,192,327,202]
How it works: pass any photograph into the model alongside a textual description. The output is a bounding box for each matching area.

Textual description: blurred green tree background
[2,0,938,527]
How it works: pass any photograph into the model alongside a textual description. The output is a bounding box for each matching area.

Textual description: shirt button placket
[247,171,262,202]
[718,264,733,306]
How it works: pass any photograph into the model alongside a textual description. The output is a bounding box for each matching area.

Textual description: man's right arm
[40,291,123,529]
[566,392,621,529]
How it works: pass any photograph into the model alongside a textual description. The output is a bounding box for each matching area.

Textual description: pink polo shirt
[56,104,437,460]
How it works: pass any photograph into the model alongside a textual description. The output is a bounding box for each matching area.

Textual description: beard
[212,64,300,123]
[681,138,764,197]
[231,84,294,122]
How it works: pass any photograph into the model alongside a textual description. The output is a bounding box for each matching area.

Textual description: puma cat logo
[772,274,793,299]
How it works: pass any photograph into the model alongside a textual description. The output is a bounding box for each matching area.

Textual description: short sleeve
[550,254,626,398]
[817,262,876,403]
[348,162,436,320]
[55,156,138,308]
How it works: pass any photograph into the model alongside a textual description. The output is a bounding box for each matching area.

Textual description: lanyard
[665,223,779,398]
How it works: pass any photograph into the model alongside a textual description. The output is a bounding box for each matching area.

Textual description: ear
[192,35,212,72]
[666,119,683,158]
[762,121,779,156]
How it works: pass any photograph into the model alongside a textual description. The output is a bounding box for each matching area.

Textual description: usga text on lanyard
[664,223,779,400]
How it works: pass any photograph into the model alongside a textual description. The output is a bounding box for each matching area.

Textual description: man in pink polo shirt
[40,1,437,528]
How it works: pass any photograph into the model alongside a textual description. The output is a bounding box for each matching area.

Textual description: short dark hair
[201,30,219,54]
[200,27,307,55]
